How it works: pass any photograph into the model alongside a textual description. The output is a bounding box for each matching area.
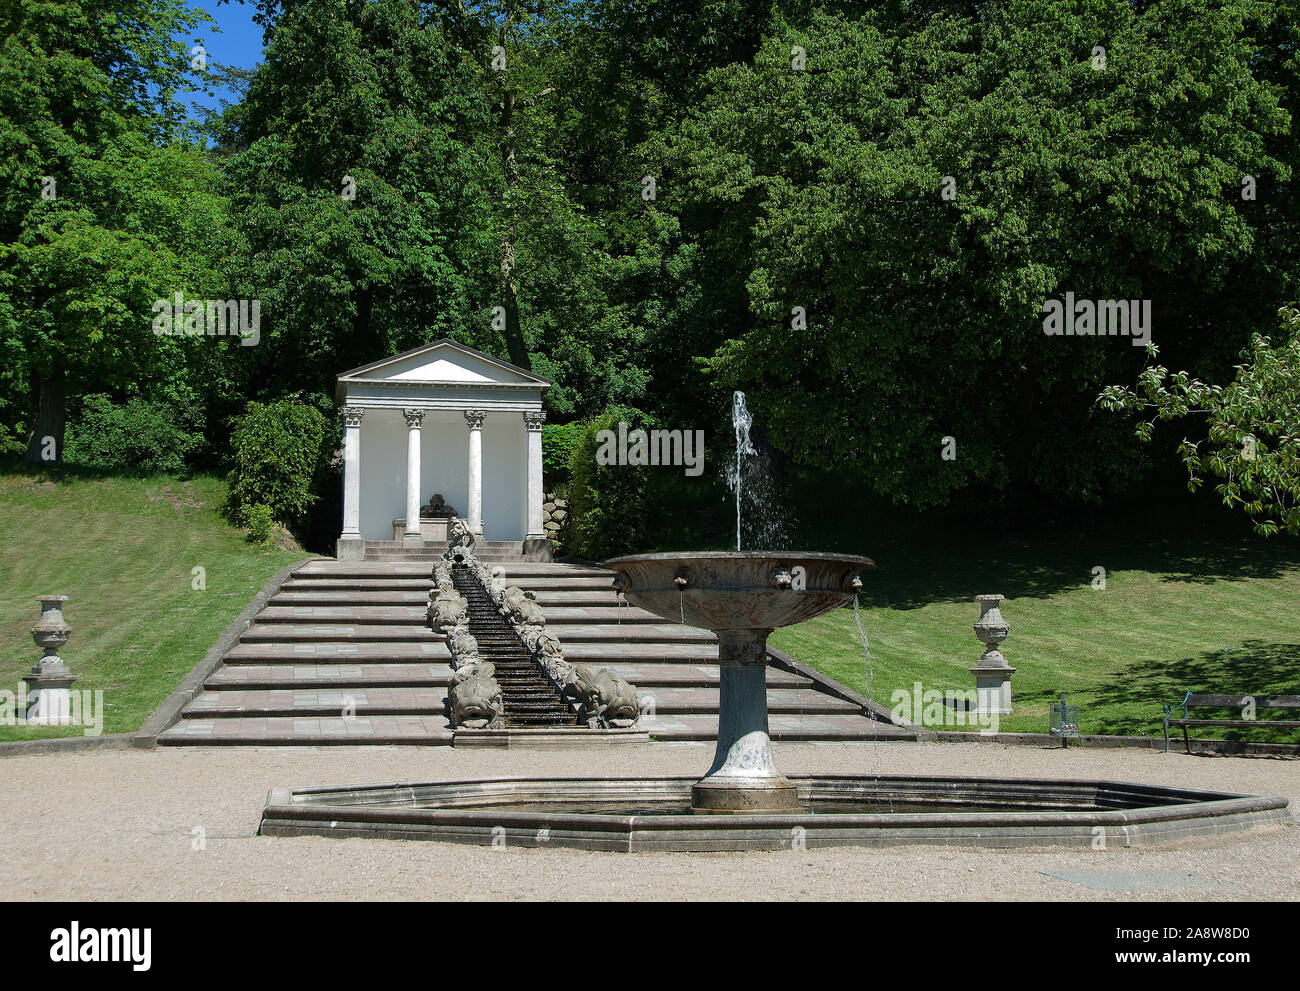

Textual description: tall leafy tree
[664,0,1296,507]
[0,0,228,461]
[216,0,499,405]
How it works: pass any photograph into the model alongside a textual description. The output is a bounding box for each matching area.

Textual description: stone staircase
[157,559,917,745]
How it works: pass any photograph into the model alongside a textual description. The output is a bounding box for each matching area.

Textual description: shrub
[566,407,652,559]
[64,394,203,472]
[243,503,273,543]
[542,420,585,482]
[225,398,328,528]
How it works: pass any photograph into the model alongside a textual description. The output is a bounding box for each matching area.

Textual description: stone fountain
[256,397,1289,850]
[603,550,871,813]
[258,548,1290,848]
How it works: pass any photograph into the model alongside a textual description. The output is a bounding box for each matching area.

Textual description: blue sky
[184,1,266,117]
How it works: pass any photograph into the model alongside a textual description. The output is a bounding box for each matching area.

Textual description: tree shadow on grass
[1088,640,1300,739]
[854,532,1300,611]
[0,457,202,486]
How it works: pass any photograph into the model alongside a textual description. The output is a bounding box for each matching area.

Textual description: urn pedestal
[970,594,1015,715]
[25,595,78,725]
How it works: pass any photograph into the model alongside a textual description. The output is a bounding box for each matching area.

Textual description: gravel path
[1,741,1295,901]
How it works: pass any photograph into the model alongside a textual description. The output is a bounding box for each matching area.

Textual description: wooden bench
[1162,692,1300,753]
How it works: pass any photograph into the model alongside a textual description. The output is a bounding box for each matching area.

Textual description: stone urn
[26,595,78,723]
[970,594,1015,715]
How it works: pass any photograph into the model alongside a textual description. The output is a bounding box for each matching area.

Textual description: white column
[523,410,546,539]
[403,409,425,541]
[464,409,486,535]
[341,406,365,537]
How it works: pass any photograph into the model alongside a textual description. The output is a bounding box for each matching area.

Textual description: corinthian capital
[463,409,487,429]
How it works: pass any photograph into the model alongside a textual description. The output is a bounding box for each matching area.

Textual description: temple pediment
[336,339,550,403]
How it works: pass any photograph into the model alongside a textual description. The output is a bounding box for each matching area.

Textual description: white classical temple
[333,339,551,560]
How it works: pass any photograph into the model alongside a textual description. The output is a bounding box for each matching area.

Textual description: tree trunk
[25,365,66,464]
[496,17,530,371]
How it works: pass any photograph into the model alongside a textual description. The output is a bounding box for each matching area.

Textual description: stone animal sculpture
[565,664,640,728]
[533,632,568,682]
[501,586,545,628]
[447,671,503,728]
[444,625,480,667]
[428,588,468,634]
[449,660,495,689]
[432,560,453,588]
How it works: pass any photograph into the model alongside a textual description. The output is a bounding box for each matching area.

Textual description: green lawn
[772,521,1300,741]
[0,466,305,740]
[4,463,1297,746]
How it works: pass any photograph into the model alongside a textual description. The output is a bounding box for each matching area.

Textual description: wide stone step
[273,590,433,606]
[158,714,456,745]
[364,551,521,560]
[545,624,715,643]
[183,685,852,719]
[184,687,449,717]
[484,577,617,592]
[223,641,453,662]
[204,662,813,691]
[294,561,610,579]
[220,640,721,664]
[281,579,436,591]
[638,687,862,716]
[206,663,455,689]
[240,624,443,643]
[270,589,637,612]
[536,606,666,624]
[531,590,625,605]
[255,606,429,624]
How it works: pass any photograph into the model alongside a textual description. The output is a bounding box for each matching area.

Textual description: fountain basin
[258,774,1290,852]
[602,551,873,632]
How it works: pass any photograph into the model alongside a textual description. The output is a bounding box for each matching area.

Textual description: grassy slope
[771,522,1300,741]
[0,468,306,740]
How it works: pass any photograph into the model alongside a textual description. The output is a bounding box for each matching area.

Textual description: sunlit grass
[773,525,1300,741]
[0,466,305,739]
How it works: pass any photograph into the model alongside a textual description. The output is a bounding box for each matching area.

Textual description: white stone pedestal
[970,665,1016,715]
[25,684,75,724]
[391,519,451,541]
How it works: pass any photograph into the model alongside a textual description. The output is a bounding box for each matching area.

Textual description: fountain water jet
[731,392,756,552]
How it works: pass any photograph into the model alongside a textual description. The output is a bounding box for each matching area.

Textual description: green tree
[0,0,228,462]
[1100,307,1300,536]
[225,396,328,527]
[664,0,1296,507]
[216,0,499,404]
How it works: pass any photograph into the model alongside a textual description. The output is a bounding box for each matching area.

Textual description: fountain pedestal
[692,630,799,813]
